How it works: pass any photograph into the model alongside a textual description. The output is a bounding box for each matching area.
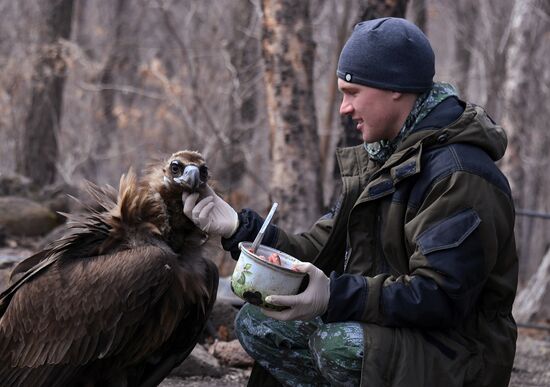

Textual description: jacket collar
[335,142,423,203]
[337,98,477,202]
[359,144,423,202]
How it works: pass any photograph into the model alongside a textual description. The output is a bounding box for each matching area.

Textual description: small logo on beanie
[345,73,352,82]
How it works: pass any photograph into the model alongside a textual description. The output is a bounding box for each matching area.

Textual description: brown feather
[0,150,218,386]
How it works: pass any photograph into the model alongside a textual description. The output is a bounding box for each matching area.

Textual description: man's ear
[391,91,404,100]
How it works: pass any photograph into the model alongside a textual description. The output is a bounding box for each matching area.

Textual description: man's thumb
[266,295,294,306]
[291,262,314,274]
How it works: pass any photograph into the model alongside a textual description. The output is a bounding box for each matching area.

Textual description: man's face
[338,79,402,143]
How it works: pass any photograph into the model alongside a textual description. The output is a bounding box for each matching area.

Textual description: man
[183,17,518,387]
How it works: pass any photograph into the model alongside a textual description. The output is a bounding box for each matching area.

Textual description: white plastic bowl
[230,242,306,310]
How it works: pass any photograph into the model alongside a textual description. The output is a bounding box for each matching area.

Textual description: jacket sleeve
[221,207,337,263]
[323,171,515,328]
[221,209,279,260]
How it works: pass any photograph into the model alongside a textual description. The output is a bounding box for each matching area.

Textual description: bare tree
[477,0,514,119]
[17,0,74,186]
[261,0,322,232]
[83,0,140,180]
[448,0,479,97]
[222,0,266,207]
[407,0,427,33]
[501,0,550,283]
[358,0,409,20]
[318,0,354,205]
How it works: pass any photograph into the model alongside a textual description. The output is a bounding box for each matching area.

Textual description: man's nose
[339,98,353,116]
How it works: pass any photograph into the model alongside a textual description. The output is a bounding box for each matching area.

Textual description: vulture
[0,150,218,386]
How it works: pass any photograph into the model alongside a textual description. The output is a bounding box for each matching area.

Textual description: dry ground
[509,328,550,386]
[161,368,250,387]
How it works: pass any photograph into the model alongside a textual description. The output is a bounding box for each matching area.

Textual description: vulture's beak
[174,165,200,191]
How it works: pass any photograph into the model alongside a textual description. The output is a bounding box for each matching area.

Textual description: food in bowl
[249,249,283,267]
[231,242,307,310]
[266,252,281,265]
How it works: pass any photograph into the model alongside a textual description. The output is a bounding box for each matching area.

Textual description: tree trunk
[80,0,139,181]
[18,0,74,186]
[359,0,409,20]
[319,0,353,207]
[261,0,322,233]
[223,0,264,207]
[479,0,513,120]
[513,247,550,323]
[501,0,550,283]
[408,0,427,33]
[450,0,478,97]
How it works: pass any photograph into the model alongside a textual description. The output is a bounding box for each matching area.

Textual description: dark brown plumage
[0,150,218,387]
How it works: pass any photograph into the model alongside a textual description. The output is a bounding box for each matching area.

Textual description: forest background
[0,0,549,293]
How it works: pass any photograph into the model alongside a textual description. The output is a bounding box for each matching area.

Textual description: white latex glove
[262,262,330,321]
[182,185,239,238]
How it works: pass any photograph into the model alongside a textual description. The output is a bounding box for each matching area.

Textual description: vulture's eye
[170,160,183,175]
[199,165,209,181]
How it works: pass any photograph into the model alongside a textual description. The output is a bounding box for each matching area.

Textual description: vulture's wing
[139,255,218,387]
[0,250,56,315]
[8,249,50,281]
[0,243,211,386]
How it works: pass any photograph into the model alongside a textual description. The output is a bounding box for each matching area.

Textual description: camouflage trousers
[235,304,363,387]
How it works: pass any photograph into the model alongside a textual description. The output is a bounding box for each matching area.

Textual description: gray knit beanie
[337,18,434,93]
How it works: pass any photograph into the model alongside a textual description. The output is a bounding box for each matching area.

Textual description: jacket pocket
[416,208,481,255]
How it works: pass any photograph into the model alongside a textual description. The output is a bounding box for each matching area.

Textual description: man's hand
[182,185,239,238]
[262,262,330,321]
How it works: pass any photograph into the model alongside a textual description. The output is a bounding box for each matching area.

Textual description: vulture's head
[135,150,210,247]
[162,150,209,195]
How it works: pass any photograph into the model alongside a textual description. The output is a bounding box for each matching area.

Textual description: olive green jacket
[270,100,518,386]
